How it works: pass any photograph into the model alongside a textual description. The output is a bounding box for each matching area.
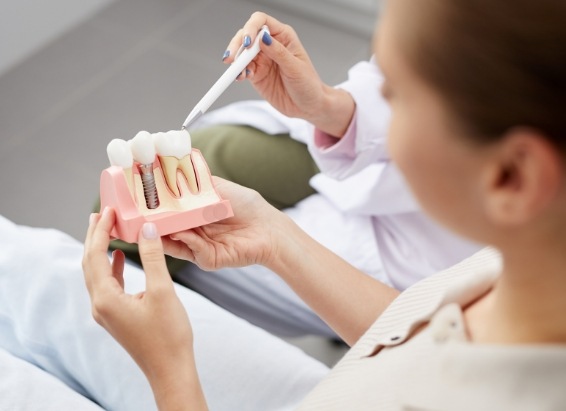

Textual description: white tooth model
[106,138,135,195]
[107,138,134,168]
[154,129,198,196]
[130,130,160,209]
[131,130,156,164]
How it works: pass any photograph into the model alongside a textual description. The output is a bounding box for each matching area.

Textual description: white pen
[182,25,270,129]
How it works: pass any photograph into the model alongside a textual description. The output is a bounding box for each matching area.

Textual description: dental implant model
[99,128,233,243]
[130,131,160,209]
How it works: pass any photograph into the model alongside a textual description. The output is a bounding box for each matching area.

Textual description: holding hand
[224,12,323,121]
[224,12,355,137]
[82,208,207,410]
[162,177,288,271]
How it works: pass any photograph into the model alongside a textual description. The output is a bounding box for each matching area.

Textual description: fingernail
[245,68,251,76]
[142,222,158,240]
[89,213,96,225]
[243,35,251,47]
[102,207,110,218]
[222,50,230,61]
[262,31,272,46]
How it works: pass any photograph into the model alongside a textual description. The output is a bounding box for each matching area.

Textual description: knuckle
[251,11,265,20]
[91,296,112,320]
[152,284,171,299]
[140,241,159,254]
[91,307,104,326]
[250,188,263,202]
[282,24,298,39]
[142,249,164,265]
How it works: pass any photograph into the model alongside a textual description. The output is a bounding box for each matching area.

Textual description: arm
[82,209,208,411]
[163,178,399,345]
[225,13,390,172]
[149,359,206,411]
[267,213,400,345]
[307,58,393,180]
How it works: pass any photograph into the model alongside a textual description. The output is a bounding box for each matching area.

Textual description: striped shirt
[298,248,566,410]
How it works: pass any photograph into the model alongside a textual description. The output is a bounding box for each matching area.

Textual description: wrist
[308,85,355,138]
[147,353,208,411]
[263,213,309,277]
[261,211,297,271]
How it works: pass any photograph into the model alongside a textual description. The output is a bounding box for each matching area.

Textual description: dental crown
[106,139,133,168]
[154,129,192,159]
[130,131,156,165]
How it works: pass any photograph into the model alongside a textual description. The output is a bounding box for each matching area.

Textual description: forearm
[146,354,208,411]
[266,214,400,346]
[307,85,356,138]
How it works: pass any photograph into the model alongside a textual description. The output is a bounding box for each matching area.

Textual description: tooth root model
[154,129,198,197]
[130,130,160,209]
[178,156,199,193]
[106,138,135,195]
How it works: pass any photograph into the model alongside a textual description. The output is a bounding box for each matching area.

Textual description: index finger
[89,207,116,256]
[84,212,100,252]
[224,12,286,63]
[242,12,287,43]
[83,208,116,288]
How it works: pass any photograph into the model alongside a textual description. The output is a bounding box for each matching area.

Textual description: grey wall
[0,0,116,75]
[251,0,381,37]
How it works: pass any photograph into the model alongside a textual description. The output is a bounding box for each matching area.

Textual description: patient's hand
[82,209,207,409]
[162,177,287,271]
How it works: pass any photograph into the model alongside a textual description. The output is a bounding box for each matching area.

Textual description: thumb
[138,222,173,291]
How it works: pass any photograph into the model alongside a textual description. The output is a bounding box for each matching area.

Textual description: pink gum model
[100,148,233,243]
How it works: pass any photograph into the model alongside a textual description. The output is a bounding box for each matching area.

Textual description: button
[378,334,403,345]
[429,303,467,343]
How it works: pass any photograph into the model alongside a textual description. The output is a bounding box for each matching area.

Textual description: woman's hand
[224,12,355,137]
[82,209,207,410]
[162,177,288,271]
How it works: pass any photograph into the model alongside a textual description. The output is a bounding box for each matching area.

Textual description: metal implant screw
[139,163,160,209]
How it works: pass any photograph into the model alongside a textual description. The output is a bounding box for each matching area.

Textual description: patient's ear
[482,128,563,226]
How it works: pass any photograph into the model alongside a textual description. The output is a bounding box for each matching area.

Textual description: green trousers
[98,125,319,273]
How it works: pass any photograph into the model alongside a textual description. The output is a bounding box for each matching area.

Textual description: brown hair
[402,0,566,152]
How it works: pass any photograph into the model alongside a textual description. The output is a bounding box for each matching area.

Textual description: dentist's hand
[224,12,355,137]
[162,177,287,271]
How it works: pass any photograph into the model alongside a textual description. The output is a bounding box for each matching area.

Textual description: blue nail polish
[243,35,252,47]
[245,68,251,76]
[222,50,230,60]
[262,31,272,46]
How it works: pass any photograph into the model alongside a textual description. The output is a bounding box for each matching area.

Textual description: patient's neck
[464,234,566,345]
